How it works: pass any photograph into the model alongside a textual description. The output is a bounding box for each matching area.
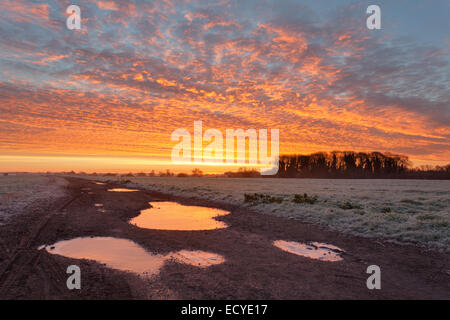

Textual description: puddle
[129,202,229,230]
[108,188,139,192]
[94,203,103,207]
[40,237,225,276]
[41,237,166,276]
[274,240,344,262]
[170,250,225,267]
[95,182,106,185]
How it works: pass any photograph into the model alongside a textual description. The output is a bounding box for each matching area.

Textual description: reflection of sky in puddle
[94,203,103,207]
[108,188,139,192]
[171,250,226,267]
[41,237,224,276]
[129,202,229,231]
[95,182,106,185]
[274,240,344,262]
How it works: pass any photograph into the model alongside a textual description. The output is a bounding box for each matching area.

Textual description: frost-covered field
[86,176,449,249]
[0,175,67,224]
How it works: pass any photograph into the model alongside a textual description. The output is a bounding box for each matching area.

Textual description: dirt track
[0,177,448,299]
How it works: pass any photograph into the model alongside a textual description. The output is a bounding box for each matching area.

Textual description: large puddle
[40,237,224,276]
[274,240,344,262]
[108,188,139,192]
[129,202,229,231]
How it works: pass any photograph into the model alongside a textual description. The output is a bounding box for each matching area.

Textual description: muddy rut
[0,177,448,299]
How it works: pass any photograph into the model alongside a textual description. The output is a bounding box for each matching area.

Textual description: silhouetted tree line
[277,151,450,179]
[224,167,260,178]
[52,151,448,179]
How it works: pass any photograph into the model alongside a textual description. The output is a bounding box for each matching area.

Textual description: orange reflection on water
[107,188,139,192]
[43,237,166,276]
[274,240,344,262]
[130,202,229,231]
[41,237,225,276]
[170,250,225,267]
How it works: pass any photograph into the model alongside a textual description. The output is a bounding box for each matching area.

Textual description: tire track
[0,191,81,297]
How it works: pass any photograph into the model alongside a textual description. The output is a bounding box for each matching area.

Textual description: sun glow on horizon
[0,153,448,174]
[0,1,449,171]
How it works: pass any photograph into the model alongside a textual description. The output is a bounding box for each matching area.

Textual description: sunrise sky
[0,0,449,173]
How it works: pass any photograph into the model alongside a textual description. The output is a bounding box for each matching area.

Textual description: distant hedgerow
[338,201,362,210]
[244,193,284,204]
[292,193,318,204]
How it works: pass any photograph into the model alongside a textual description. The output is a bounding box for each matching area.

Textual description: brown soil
[0,177,448,299]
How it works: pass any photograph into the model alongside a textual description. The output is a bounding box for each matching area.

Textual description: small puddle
[95,182,106,185]
[40,237,224,276]
[94,203,103,207]
[130,202,229,231]
[274,240,344,262]
[170,250,225,267]
[108,188,139,192]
